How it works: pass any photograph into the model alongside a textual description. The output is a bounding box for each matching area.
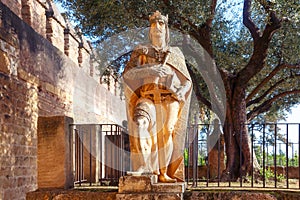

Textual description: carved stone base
[116,175,186,200]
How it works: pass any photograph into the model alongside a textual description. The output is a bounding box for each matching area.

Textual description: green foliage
[183,147,207,166]
[261,167,285,182]
[55,0,300,121]
[56,0,212,42]
[184,148,189,166]
[254,144,299,167]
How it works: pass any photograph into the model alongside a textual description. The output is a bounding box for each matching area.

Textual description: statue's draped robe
[123,44,192,180]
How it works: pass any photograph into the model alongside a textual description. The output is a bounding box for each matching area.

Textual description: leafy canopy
[56,0,300,122]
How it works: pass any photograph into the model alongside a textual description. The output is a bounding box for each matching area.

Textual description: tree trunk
[221,80,260,181]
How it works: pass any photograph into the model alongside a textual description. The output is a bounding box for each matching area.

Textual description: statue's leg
[158,98,180,182]
[133,98,155,173]
[135,115,152,172]
[165,100,185,181]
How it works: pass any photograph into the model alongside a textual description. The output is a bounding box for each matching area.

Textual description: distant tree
[56,0,300,180]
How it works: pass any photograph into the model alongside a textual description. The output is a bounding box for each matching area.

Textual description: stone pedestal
[116,175,186,200]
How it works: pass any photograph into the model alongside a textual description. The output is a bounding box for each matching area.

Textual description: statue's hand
[174,86,186,102]
[174,81,192,102]
[150,64,173,77]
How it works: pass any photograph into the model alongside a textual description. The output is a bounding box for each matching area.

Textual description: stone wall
[0,1,126,199]
[0,73,38,200]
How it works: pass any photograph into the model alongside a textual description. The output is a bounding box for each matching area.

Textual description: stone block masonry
[116,175,186,200]
[0,1,126,199]
[37,116,73,189]
[0,73,38,200]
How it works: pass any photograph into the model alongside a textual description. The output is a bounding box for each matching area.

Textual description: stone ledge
[26,189,117,200]
[152,182,186,193]
[184,189,300,200]
[117,175,186,200]
[116,193,182,200]
[26,188,300,200]
[118,175,157,193]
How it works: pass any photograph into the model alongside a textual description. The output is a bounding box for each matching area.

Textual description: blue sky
[281,104,300,123]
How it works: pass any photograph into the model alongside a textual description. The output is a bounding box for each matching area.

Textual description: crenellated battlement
[1,0,92,73]
[0,0,120,95]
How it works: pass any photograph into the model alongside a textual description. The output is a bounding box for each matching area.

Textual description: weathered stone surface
[118,175,157,193]
[0,72,38,200]
[0,50,10,74]
[116,193,182,200]
[26,188,300,200]
[183,190,299,200]
[152,182,186,193]
[1,0,21,18]
[37,116,74,189]
[26,189,117,200]
[117,175,185,200]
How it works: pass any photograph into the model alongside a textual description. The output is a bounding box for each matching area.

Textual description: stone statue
[122,11,192,183]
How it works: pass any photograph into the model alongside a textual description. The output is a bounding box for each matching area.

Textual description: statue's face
[149,19,166,43]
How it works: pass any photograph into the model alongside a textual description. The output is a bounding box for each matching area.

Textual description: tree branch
[247,79,285,107]
[246,62,300,102]
[237,0,282,87]
[206,0,217,27]
[261,11,282,41]
[243,0,260,41]
[194,0,218,57]
[187,64,212,109]
[247,90,300,121]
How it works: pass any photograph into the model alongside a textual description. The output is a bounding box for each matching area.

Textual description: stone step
[116,175,185,200]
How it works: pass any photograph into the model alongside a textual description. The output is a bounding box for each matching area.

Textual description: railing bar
[117,126,120,181]
[89,126,92,186]
[274,123,277,188]
[263,124,266,188]
[286,124,289,189]
[218,129,220,187]
[240,124,242,187]
[299,124,300,189]
[99,125,102,185]
[75,129,79,183]
[110,126,112,182]
[251,124,254,188]
[298,124,300,189]
[79,128,83,186]
[228,123,231,188]
[206,125,209,188]
[196,124,199,187]
[120,127,124,177]
[192,124,198,187]
[78,129,81,184]
[186,128,190,184]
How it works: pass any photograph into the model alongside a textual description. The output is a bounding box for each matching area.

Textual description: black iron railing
[185,123,300,189]
[70,123,300,189]
[70,124,129,186]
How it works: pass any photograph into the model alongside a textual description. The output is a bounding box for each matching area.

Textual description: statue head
[149,11,170,47]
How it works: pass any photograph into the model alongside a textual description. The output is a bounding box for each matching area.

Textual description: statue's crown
[149,11,168,24]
